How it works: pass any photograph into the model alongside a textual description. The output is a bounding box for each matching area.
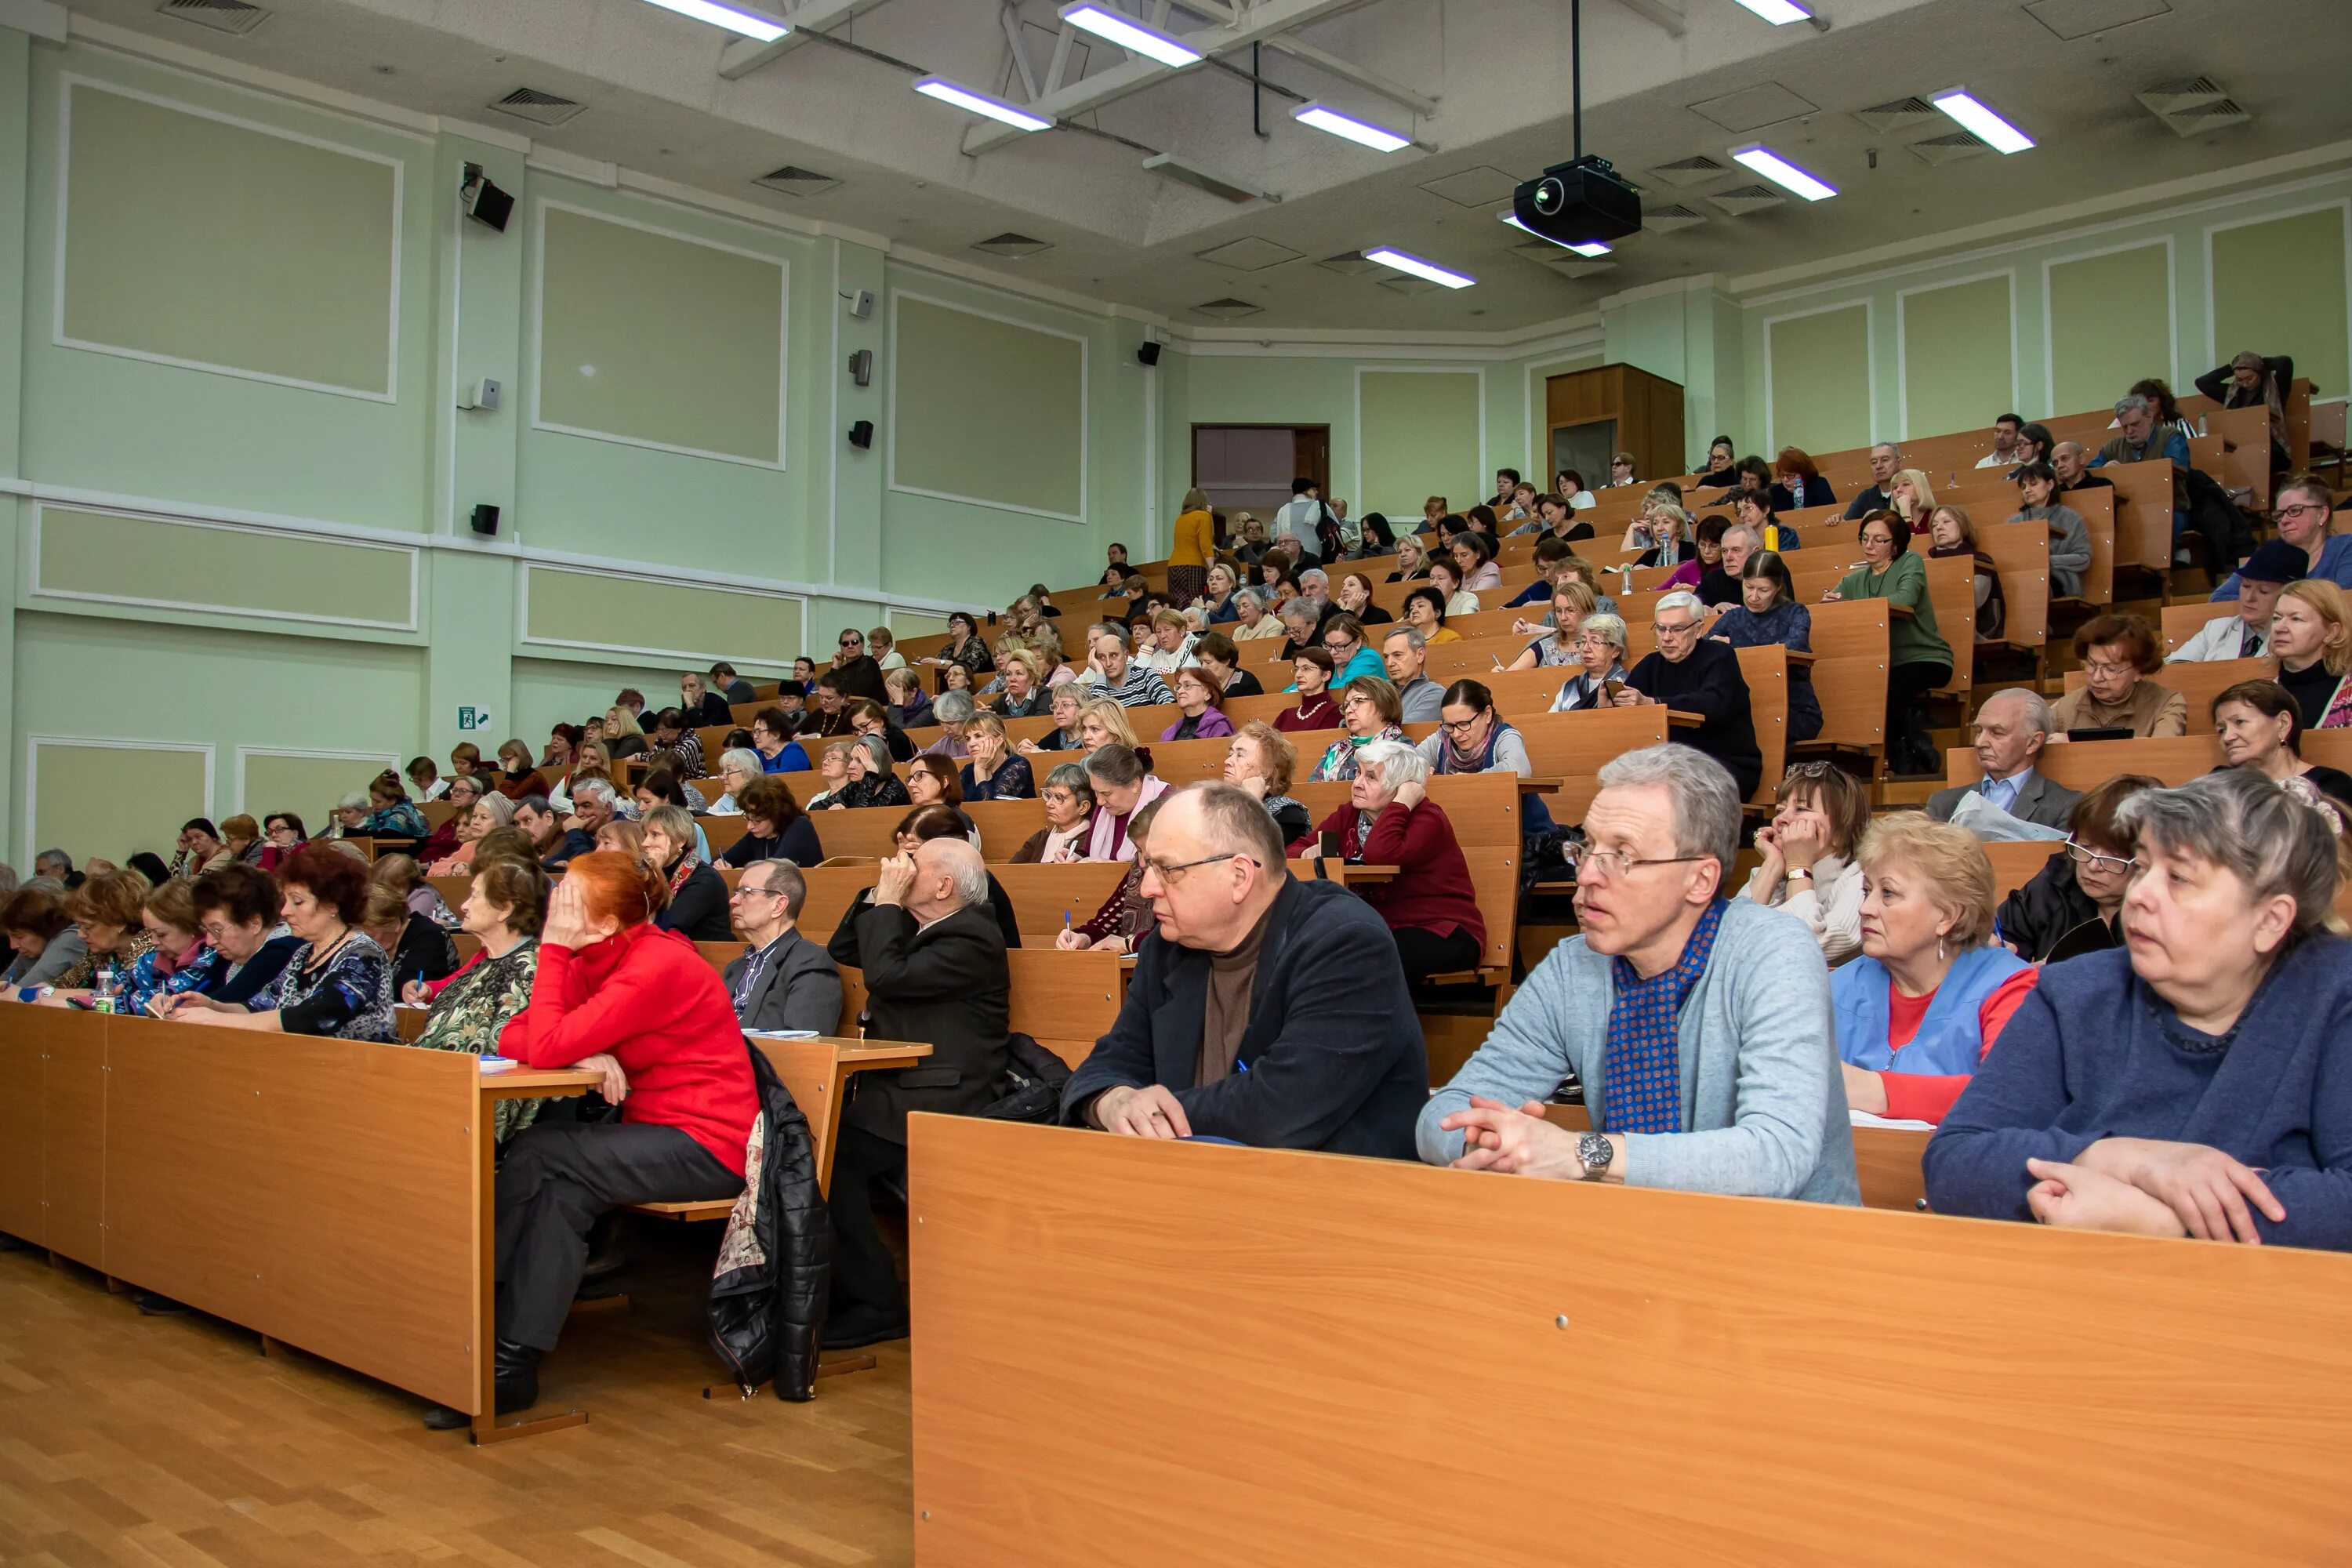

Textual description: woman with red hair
[422,850,757,1429]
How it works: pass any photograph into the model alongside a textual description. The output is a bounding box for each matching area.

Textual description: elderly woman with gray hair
[1296,738,1483,985]
[1926,768,2352,1250]
[426,789,517,876]
[919,690,979,759]
[823,735,911,812]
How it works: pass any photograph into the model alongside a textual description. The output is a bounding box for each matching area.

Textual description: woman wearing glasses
[1831,816,2036,1126]
[1295,739,1483,986]
[1318,613,1386,688]
[1823,510,1950,777]
[1993,775,2161,964]
[1308,677,1407,783]
[2048,614,2187,738]
[1549,615,1630,713]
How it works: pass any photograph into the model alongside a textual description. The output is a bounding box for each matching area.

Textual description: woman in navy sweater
[1926,769,2352,1250]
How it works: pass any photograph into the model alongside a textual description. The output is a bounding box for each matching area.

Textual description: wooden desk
[0,1008,597,1445]
[1539,1101,1928,1213]
[908,1115,2352,1566]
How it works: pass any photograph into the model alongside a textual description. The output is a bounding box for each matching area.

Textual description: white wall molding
[24,733,215,859]
[517,561,808,667]
[886,288,1090,525]
[1352,364,1488,521]
[67,19,439,142]
[527,195,791,471]
[53,74,405,405]
[2038,234,2177,419]
[1893,267,2020,442]
[2198,196,2352,374]
[1762,297,1877,456]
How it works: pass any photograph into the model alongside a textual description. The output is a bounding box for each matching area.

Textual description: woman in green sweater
[1824,510,1952,775]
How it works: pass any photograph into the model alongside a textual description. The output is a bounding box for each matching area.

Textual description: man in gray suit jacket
[1926,688,2083,831]
[721,860,844,1036]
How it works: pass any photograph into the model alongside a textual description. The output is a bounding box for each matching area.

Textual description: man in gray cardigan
[1417,745,1859,1203]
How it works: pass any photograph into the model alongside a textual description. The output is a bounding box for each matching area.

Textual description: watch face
[1578,1131,1613,1175]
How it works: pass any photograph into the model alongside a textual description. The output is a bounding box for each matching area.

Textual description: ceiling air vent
[2136,77,2251,137]
[1316,251,1384,277]
[753,165,840,197]
[491,88,586,127]
[972,232,1052,258]
[1646,155,1727,188]
[1907,130,1991,165]
[157,0,270,35]
[1377,274,1444,297]
[1642,203,1708,235]
[1705,183,1786,217]
[1192,297,1264,319]
[1852,96,1939,136]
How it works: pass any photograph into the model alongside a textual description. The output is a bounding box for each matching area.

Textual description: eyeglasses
[729,881,784,901]
[1571,846,1708,880]
[2278,503,2329,521]
[838,637,862,648]
[2081,659,2137,677]
[1655,619,1699,637]
[1439,713,1488,734]
[2064,838,2133,874]
[1138,851,1251,883]
[1323,638,1356,652]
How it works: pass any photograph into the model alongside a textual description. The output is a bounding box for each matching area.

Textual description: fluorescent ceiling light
[1930,87,2036,154]
[1293,102,1411,153]
[639,0,788,42]
[1730,144,1836,201]
[1500,212,1610,256]
[913,76,1053,132]
[1365,247,1474,289]
[1058,2,1202,67]
[1728,0,1813,20]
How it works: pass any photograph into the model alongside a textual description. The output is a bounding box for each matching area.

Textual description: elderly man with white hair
[1926,687,2082,830]
[1611,589,1763,800]
[823,833,1010,1348]
[1061,782,1427,1156]
[1418,744,1859,1202]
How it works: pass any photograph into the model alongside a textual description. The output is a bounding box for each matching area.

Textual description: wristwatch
[1576,1130,1614,1182]
[1786,867,1813,883]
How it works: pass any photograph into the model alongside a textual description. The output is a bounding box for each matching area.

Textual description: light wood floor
[0,1228,914,1566]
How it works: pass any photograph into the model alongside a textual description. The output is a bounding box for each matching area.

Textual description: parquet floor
[0,1227,913,1567]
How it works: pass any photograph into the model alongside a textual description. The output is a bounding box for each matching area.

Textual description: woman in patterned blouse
[121,877,220,1016]
[410,855,547,1141]
[163,843,394,1041]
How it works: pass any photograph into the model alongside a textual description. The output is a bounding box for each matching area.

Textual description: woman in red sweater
[423,850,758,1430]
[1295,739,1484,985]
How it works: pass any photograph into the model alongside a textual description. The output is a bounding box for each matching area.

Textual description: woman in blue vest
[1834,816,2037,1125]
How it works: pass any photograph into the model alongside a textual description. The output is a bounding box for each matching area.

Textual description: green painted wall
[1900,274,2015,441]
[2210,205,2350,403]
[1359,370,1481,520]
[1766,303,1874,456]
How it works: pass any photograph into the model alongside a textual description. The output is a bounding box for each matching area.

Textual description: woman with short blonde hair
[1075,695,1139,754]
[1829,814,2029,1125]
[2273,578,2352,728]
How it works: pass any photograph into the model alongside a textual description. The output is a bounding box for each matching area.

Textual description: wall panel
[1358,369,1480,520]
[2046,242,2172,418]
[521,565,804,666]
[891,294,1085,521]
[1766,304,1871,456]
[26,739,209,868]
[2209,205,2350,405]
[1900,274,2014,441]
[32,506,416,630]
[238,750,400,822]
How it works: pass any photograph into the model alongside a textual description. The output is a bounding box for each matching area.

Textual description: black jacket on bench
[1059,876,1427,1159]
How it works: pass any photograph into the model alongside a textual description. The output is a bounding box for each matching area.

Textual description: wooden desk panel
[0,1017,45,1243]
[34,1007,107,1267]
[909,1116,2352,1566]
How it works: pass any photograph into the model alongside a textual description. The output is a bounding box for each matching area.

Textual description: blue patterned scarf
[1595,898,1729,1134]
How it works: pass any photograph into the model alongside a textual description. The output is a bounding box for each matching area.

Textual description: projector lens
[1534,176,1565,216]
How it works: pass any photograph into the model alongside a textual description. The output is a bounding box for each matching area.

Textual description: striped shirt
[1098,664,1174,708]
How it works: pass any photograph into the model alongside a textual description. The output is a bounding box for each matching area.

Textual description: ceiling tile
[2024,0,2172,41]
[1194,236,1304,271]
[1416,165,1523,209]
[1686,82,1819,133]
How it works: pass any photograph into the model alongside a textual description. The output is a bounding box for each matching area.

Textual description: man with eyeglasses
[827,627,890,705]
[2210,477,2350,601]
[1926,688,2082,831]
[1059,783,1426,1156]
[720,860,842,1036]
[1417,744,1857,1200]
[1612,590,1762,801]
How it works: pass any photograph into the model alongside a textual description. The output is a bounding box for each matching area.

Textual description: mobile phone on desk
[1602,677,1626,702]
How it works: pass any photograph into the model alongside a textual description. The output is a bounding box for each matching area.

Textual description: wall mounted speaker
[459,163,514,233]
[470,503,501,536]
[848,420,874,449]
[848,348,873,387]
[850,289,877,319]
[1137,341,1162,367]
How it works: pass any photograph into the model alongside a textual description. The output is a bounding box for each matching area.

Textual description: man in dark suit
[679,670,735,728]
[724,860,843,1035]
[824,837,1009,1346]
[1060,784,1427,1157]
[710,662,756,706]
[1926,688,2083,830]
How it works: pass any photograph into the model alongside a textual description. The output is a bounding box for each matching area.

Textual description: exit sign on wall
[457,706,492,731]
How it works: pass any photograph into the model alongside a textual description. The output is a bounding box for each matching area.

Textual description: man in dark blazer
[722,860,844,1035]
[710,661,757,707]
[1840,442,1903,520]
[1060,784,1426,1158]
[823,837,1009,1346]
[1926,688,2083,830]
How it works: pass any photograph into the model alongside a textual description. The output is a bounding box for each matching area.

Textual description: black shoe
[580,1215,628,1281]
[421,1339,541,1430]
[134,1291,191,1316]
[822,1304,909,1350]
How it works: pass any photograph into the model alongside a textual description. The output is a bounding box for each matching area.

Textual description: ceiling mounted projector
[1512,155,1642,247]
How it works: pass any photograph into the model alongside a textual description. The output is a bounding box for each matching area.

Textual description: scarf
[666,853,702,901]
[1596,898,1729,1135]
[1439,717,1515,775]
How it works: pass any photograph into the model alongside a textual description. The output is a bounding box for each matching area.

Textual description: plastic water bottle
[93,964,119,1014]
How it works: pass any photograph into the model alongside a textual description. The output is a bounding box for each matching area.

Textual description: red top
[1297,797,1484,949]
[492,770,541,801]
[1274,694,1341,733]
[499,922,759,1174]
[1878,967,2040,1124]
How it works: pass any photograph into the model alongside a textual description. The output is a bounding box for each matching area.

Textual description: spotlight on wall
[848,419,875,449]
[459,163,514,232]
